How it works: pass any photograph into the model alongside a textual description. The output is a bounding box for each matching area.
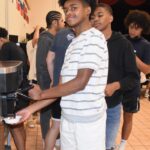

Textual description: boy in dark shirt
[36,11,64,149]
[0,27,29,150]
[119,10,150,150]
[45,28,74,149]
[91,4,139,150]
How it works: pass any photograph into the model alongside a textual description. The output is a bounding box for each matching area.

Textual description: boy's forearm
[41,78,82,100]
[47,51,55,82]
[136,56,150,74]
[27,98,56,113]
[41,69,93,100]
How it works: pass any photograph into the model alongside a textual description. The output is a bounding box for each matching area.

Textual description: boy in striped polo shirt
[18,0,109,149]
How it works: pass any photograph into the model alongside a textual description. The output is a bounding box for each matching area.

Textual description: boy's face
[63,0,90,28]
[0,38,5,49]
[57,16,65,30]
[92,7,113,31]
[128,23,143,38]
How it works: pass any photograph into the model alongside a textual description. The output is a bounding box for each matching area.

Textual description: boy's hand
[28,84,42,100]
[105,82,120,97]
[16,108,32,123]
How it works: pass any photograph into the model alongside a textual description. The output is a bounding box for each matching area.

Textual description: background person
[119,9,150,150]
[0,27,29,150]
[45,28,74,150]
[36,10,64,149]
[91,3,139,150]
[26,25,45,128]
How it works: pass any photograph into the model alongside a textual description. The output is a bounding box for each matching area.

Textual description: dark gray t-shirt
[50,28,75,86]
[36,31,54,90]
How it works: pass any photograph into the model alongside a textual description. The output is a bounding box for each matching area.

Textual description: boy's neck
[74,20,92,36]
[130,35,141,39]
[47,28,57,36]
[102,26,112,40]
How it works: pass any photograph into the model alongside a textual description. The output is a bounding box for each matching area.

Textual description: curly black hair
[124,10,150,35]
[0,27,8,38]
[58,0,97,18]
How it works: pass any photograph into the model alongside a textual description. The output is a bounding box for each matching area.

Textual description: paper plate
[4,115,22,124]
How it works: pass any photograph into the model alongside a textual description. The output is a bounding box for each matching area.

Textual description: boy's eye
[63,6,77,14]
[98,14,103,17]
[63,9,67,14]
[90,16,95,20]
[71,7,77,11]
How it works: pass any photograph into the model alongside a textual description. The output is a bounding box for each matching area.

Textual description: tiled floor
[116,98,150,150]
[1,98,150,150]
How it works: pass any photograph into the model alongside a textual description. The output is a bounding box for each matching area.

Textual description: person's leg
[40,106,51,147]
[118,112,133,150]
[44,99,61,150]
[45,119,60,150]
[4,127,11,150]
[76,112,106,150]
[60,117,76,150]
[8,123,26,150]
[144,74,150,99]
[119,97,140,150]
[106,104,121,150]
[8,96,29,150]
[55,138,60,150]
[144,82,149,98]
[122,112,133,140]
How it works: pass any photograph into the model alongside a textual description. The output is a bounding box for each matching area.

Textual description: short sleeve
[50,37,57,53]
[142,44,150,64]
[78,34,108,72]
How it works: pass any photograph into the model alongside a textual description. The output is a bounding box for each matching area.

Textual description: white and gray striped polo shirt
[61,28,108,122]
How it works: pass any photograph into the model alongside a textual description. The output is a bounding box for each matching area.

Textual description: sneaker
[113,145,119,150]
[111,145,119,150]
[55,139,60,150]
[118,143,126,150]
[144,89,149,98]
[5,145,11,150]
[55,145,60,150]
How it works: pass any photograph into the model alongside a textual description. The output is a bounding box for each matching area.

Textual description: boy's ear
[86,6,91,16]
[0,37,4,42]
[52,20,58,26]
[110,15,113,22]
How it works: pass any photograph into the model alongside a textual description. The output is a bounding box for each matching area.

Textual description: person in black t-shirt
[0,27,29,150]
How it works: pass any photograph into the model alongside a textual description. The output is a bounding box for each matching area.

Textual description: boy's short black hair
[96,3,113,16]
[46,11,62,28]
[0,27,8,38]
[124,10,150,35]
[27,27,45,41]
[58,0,97,18]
